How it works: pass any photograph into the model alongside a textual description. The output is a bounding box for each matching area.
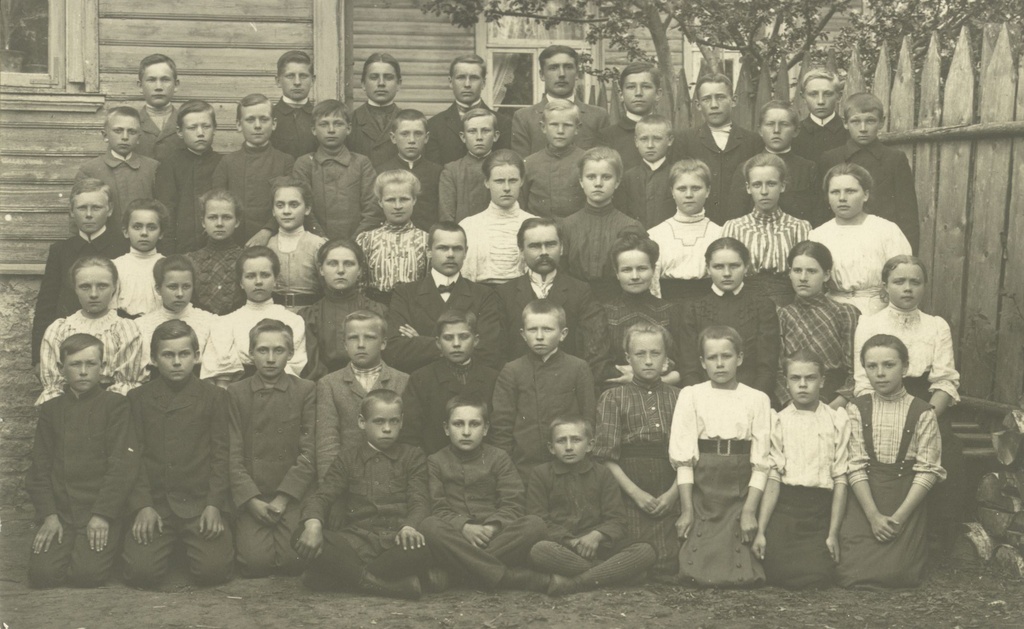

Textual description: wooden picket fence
[592,23,1024,406]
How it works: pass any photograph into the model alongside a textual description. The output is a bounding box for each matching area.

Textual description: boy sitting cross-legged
[123,320,234,587]
[418,396,551,592]
[26,334,137,588]
[526,417,656,596]
[293,389,436,599]
[228,318,316,577]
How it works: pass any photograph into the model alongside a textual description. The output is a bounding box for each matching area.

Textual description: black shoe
[359,571,422,600]
[546,573,582,597]
[499,567,550,593]
[424,567,450,593]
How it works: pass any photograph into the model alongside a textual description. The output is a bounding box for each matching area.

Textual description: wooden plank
[350,48,472,65]
[0,184,75,210]
[101,46,285,75]
[99,0,312,21]
[889,37,916,163]
[0,127,107,152]
[0,239,54,266]
[353,20,477,37]
[0,154,94,182]
[100,75,279,101]
[932,27,975,356]
[872,41,891,131]
[98,19,312,48]
[84,0,101,92]
[674,63,693,131]
[732,59,756,132]
[0,212,77,239]
[994,54,1024,405]
[66,0,85,84]
[916,33,942,311]
[313,0,342,102]
[846,44,865,94]
[962,24,1016,398]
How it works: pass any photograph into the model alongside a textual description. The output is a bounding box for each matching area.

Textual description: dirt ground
[0,523,1022,629]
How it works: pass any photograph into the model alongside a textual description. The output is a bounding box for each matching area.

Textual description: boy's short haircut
[153,254,195,287]
[445,394,489,424]
[122,198,171,232]
[548,416,593,441]
[619,61,661,89]
[361,52,402,81]
[59,333,104,363]
[448,54,487,79]
[374,169,421,202]
[635,113,673,135]
[199,188,240,218]
[542,99,581,124]
[669,158,712,188]
[860,333,909,366]
[270,176,314,209]
[579,146,624,180]
[235,246,280,283]
[343,309,388,337]
[516,216,562,250]
[389,108,428,133]
[743,152,788,185]
[311,99,351,124]
[522,298,567,329]
[704,236,751,266]
[106,106,142,127]
[462,107,497,131]
[248,317,294,353]
[427,221,467,247]
[176,99,217,129]
[823,162,874,194]
[70,255,118,286]
[69,178,111,209]
[800,68,840,92]
[138,54,177,80]
[758,99,799,126]
[622,321,672,354]
[538,45,579,68]
[481,148,525,179]
[698,324,744,356]
[236,93,271,122]
[361,388,403,418]
[277,50,314,76]
[150,319,199,361]
[782,348,825,376]
[843,92,885,120]
[609,229,660,269]
[435,308,478,336]
[695,73,734,98]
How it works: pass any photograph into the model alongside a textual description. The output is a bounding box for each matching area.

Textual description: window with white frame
[1,0,97,92]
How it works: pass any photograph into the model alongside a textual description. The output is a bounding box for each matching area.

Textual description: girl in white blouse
[809,164,911,315]
[670,325,770,586]
[753,350,849,589]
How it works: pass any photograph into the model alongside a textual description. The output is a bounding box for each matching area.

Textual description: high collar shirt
[459,202,535,283]
[721,208,811,275]
[204,300,307,379]
[113,248,165,316]
[777,293,860,403]
[594,378,680,461]
[769,402,850,489]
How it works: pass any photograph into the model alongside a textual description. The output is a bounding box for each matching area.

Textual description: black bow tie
[438,283,454,294]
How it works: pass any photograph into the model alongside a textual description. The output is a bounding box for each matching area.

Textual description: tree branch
[487,9,609,24]
[785,2,841,69]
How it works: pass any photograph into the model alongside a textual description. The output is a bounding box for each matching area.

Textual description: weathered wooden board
[98,19,311,49]
[872,41,891,131]
[889,37,916,165]
[99,0,313,20]
[0,212,78,239]
[915,34,942,311]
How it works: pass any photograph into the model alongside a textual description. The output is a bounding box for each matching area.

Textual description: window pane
[492,52,534,116]
[1,0,49,73]
[487,1,585,41]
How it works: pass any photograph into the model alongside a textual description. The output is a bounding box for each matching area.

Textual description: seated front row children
[753,350,850,590]
[185,189,246,316]
[113,198,168,318]
[228,319,316,578]
[26,334,136,588]
[37,256,144,405]
[356,169,429,302]
[266,176,328,311]
[418,396,550,592]
[526,417,657,596]
[670,325,771,587]
[123,320,234,587]
[294,390,435,599]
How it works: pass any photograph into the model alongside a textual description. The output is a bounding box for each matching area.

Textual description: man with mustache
[510,45,609,158]
[494,217,609,380]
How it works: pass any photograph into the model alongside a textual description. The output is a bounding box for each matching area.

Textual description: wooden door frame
[313,0,351,102]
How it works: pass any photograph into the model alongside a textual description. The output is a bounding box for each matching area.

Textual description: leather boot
[498,567,550,593]
[358,571,422,600]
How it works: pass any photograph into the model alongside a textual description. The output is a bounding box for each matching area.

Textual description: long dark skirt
[660,277,710,305]
[747,272,795,309]
[677,453,764,587]
[837,464,928,589]
[763,485,835,589]
[619,443,680,576]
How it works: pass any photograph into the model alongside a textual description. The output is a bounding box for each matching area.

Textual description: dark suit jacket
[154,146,223,253]
[791,115,847,165]
[377,155,442,231]
[383,274,503,374]
[32,229,129,364]
[819,139,920,252]
[128,375,231,519]
[511,96,610,157]
[346,103,400,170]
[724,151,827,226]
[401,358,499,455]
[596,117,642,172]
[137,105,185,164]
[425,102,512,166]
[494,272,610,378]
[674,123,763,225]
[271,99,318,158]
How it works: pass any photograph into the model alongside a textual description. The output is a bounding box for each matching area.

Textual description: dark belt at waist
[698,438,751,455]
[272,292,318,307]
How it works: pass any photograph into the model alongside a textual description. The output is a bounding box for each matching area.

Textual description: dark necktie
[438,283,453,294]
